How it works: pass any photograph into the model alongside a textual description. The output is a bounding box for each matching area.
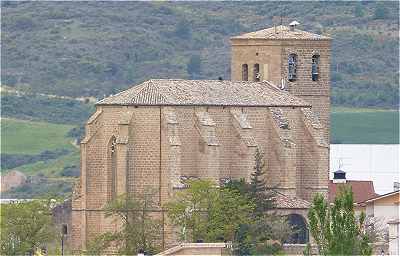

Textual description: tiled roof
[231,25,331,40]
[273,192,311,209]
[329,180,379,204]
[97,79,310,107]
[363,190,399,204]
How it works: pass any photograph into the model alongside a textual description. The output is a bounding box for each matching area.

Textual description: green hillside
[1,118,80,199]
[2,1,399,108]
[1,1,398,199]
[1,118,75,155]
[331,108,399,144]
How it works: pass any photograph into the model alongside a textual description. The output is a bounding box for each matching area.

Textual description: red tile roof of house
[329,180,379,204]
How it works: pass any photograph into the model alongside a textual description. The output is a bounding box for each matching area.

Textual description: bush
[1,149,70,170]
[174,19,192,39]
[14,15,35,30]
[374,4,388,20]
[60,165,80,177]
[354,4,364,17]
[187,55,201,78]
[1,94,94,124]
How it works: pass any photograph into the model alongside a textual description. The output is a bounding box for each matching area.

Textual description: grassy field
[331,107,399,144]
[17,150,80,176]
[1,118,75,155]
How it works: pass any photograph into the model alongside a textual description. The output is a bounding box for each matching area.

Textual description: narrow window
[242,64,248,81]
[254,63,260,82]
[288,54,297,82]
[312,55,320,81]
[109,137,117,200]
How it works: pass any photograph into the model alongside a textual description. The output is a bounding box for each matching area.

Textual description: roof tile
[329,180,379,203]
[231,25,331,40]
[97,79,310,107]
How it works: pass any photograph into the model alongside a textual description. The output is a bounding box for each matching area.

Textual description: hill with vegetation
[2,1,399,108]
[1,2,399,199]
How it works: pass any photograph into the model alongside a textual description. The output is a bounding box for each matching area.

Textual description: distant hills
[2,1,399,108]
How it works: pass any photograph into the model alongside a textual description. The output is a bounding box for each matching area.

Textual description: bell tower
[230,22,332,141]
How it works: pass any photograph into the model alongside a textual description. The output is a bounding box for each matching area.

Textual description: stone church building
[71,23,331,251]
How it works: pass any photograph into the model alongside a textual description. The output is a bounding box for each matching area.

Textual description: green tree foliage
[354,4,364,17]
[2,2,399,108]
[175,19,192,39]
[186,55,201,79]
[86,192,162,255]
[1,93,94,125]
[165,179,254,243]
[374,4,388,19]
[249,148,275,216]
[223,149,290,255]
[307,187,372,256]
[0,199,57,255]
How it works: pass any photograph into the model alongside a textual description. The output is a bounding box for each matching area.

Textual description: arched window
[242,64,248,81]
[288,54,297,82]
[312,55,320,81]
[109,136,117,200]
[254,63,260,82]
[285,214,309,244]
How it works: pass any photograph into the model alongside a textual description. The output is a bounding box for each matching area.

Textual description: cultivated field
[331,107,399,144]
[1,118,75,155]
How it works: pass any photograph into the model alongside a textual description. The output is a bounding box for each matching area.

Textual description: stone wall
[71,104,329,251]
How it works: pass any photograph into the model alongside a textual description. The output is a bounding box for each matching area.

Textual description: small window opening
[312,55,320,81]
[62,224,68,235]
[288,54,297,82]
[254,63,260,82]
[242,64,248,81]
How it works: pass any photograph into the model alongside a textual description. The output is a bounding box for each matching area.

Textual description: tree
[223,149,290,255]
[174,19,192,39]
[165,179,254,243]
[354,4,364,17]
[0,199,57,255]
[186,55,201,79]
[307,187,372,256]
[248,147,275,216]
[374,4,388,20]
[86,192,162,255]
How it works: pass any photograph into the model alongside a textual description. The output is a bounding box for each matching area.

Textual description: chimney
[394,182,400,191]
[289,20,300,31]
[333,169,346,184]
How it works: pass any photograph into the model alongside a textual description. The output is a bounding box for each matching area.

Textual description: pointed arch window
[242,64,248,81]
[253,63,260,82]
[288,54,297,82]
[109,136,117,200]
[312,55,320,81]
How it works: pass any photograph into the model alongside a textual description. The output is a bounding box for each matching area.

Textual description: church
[71,23,331,251]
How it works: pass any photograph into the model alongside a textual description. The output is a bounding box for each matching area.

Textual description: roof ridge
[97,79,312,107]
